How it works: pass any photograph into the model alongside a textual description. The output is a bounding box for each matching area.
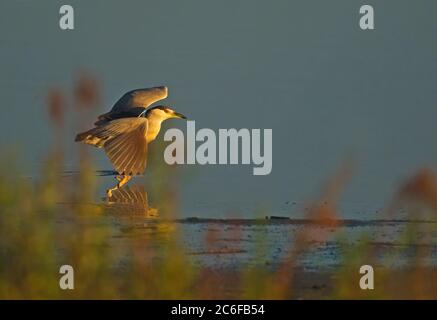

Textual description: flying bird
[75,86,186,196]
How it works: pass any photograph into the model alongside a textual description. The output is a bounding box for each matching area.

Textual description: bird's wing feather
[101,118,149,175]
[94,108,144,126]
[96,87,168,124]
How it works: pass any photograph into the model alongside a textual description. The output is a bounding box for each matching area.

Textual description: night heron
[75,86,186,196]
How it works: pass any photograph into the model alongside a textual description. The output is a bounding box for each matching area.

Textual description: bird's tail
[75,128,110,148]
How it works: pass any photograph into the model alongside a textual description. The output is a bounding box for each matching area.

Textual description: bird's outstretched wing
[95,86,168,125]
[104,118,149,175]
[76,118,149,175]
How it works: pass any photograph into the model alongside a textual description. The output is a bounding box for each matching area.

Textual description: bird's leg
[118,175,132,188]
[107,175,132,197]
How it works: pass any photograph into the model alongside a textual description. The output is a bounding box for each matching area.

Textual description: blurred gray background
[1,0,436,218]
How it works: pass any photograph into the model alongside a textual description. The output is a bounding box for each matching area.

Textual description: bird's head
[145,105,187,121]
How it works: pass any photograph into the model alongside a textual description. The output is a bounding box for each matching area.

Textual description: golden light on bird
[75,86,187,196]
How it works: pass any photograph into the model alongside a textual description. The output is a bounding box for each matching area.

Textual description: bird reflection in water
[103,184,177,236]
[103,184,158,218]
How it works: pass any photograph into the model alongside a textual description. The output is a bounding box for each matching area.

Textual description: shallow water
[52,175,437,272]
[90,213,437,272]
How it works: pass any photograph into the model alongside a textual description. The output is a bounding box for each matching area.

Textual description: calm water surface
[3,0,437,219]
